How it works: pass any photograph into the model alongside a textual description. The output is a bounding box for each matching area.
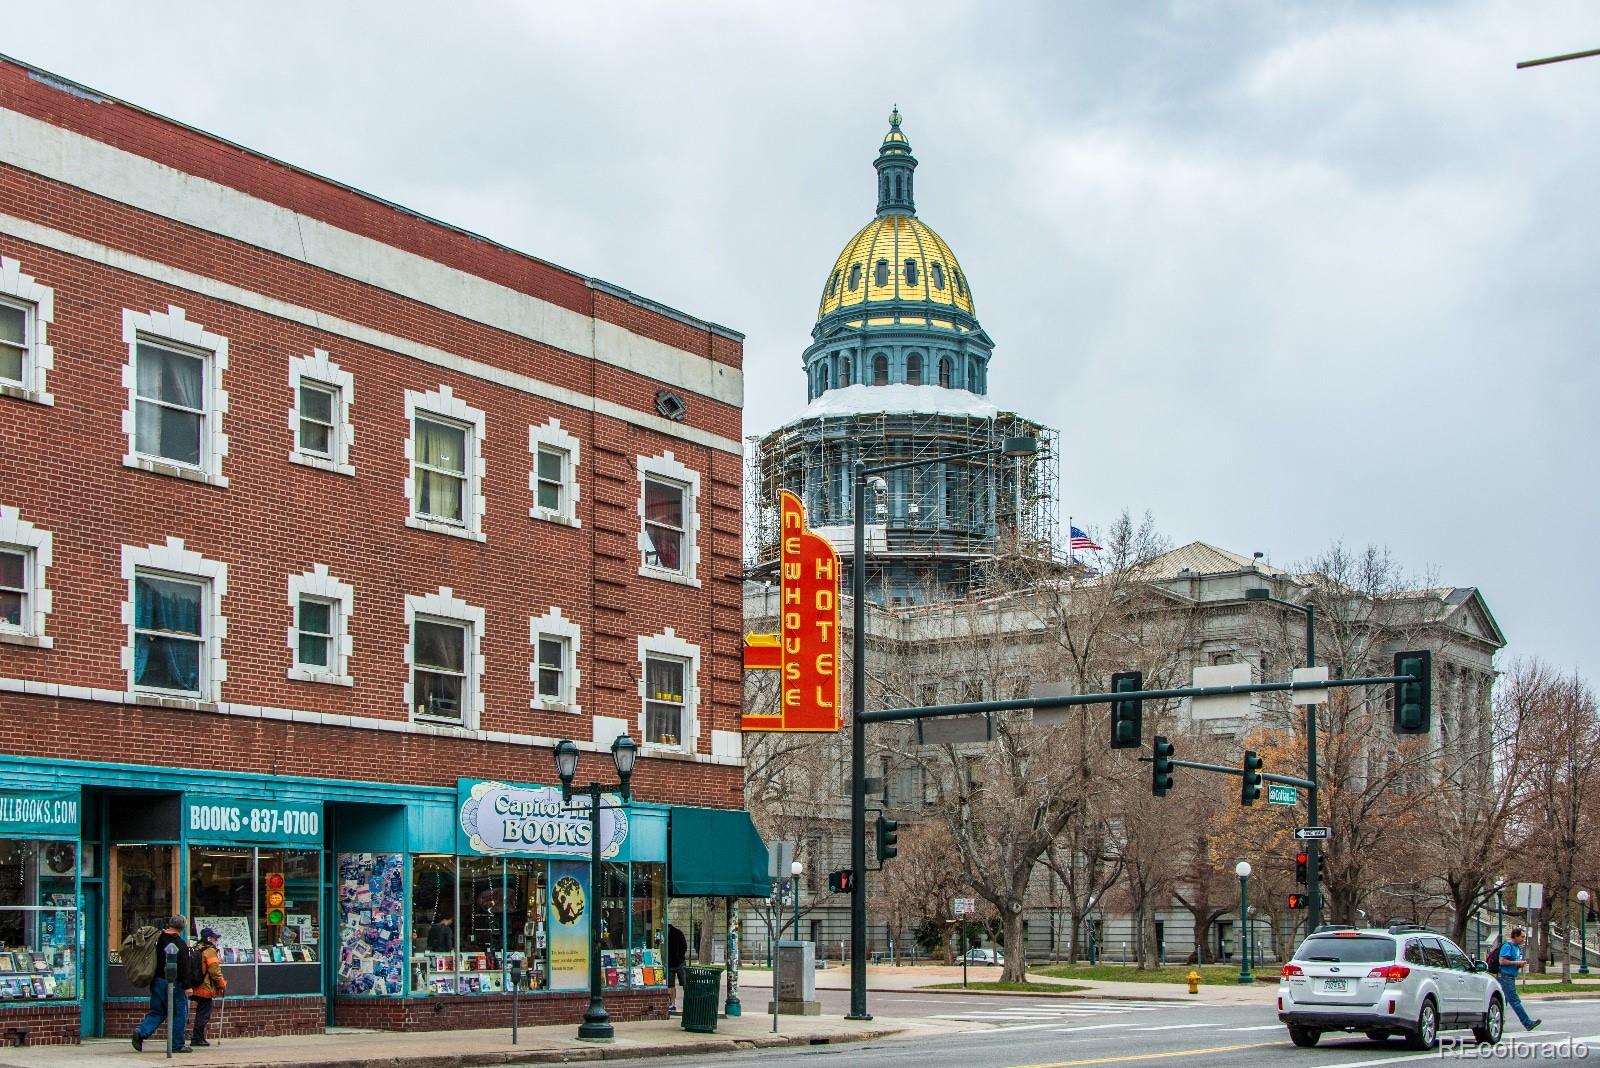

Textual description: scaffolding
[744,408,1060,603]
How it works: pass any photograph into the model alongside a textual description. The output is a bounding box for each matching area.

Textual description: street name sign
[1267,784,1298,806]
[1294,826,1331,840]
[1516,882,1544,910]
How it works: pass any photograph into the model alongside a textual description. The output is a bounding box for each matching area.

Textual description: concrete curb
[910,985,1273,1004]
[146,1028,906,1068]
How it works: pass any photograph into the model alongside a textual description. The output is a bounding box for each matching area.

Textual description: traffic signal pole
[1303,605,1323,932]
[849,462,869,1021]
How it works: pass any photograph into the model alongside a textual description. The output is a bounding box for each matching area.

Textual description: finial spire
[874,106,916,216]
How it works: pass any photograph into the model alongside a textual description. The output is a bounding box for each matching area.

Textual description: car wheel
[1289,1026,1321,1048]
[1405,997,1439,1051]
[1365,1030,1392,1042]
[1472,995,1504,1045]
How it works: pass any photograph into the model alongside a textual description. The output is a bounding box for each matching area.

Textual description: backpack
[120,926,162,988]
[1486,941,1503,971]
[186,944,207,988]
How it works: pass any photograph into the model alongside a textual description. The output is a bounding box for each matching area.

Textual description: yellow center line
[1010,1040,1278,1068]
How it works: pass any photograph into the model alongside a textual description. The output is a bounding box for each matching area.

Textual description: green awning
[668,806,772,898]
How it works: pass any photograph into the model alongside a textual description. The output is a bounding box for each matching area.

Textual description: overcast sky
[10,2,1598,682]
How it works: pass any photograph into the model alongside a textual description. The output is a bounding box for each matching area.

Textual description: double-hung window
[413,416,468,525]
[133,574,207,696]
[642,478,686,573]
[643,655,686,746]
[535,446,567,514]
[536,635,569,704]
[413,618,469,723]
[295,596,336,671]
[0,299,28,388]
[134,340,208,469]
[0,549,26,631]
[297,383,338,459]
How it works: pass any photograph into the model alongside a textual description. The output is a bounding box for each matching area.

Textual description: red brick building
[0,57,763,1043]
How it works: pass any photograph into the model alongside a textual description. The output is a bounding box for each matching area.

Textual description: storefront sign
[185,794,323,844]
[742,490,841,732]
[0,789,80,837]
[457,780,627,859]
[548,860,591,990]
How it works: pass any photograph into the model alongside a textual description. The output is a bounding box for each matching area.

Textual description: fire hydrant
[1187,969,1201,995]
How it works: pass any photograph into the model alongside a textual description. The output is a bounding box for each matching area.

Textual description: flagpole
[1068,514,1074,567]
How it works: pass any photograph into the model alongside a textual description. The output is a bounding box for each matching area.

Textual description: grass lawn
[1520,980,1600,995]
[924,980,1090,993]
[1035,963,1248,984]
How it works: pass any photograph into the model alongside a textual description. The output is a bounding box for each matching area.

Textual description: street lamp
[1579,890,1591,976]
[1243,586,1321,933]
[848,431,1037,1019]
[1235,861,1253,984]
[1496,878,1506,947]
[791,861,804,942]
[553,734,638,1042]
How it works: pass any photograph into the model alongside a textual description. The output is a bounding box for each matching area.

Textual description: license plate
[1322,978,1348,992]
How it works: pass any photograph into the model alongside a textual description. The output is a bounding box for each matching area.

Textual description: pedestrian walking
[132,916,195,1053]
[667,924,688,1014]
[1495,927,1542,1032]
[188,928,228,1047]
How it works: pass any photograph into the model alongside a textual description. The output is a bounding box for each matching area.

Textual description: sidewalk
[738,963,1271,1005]
[0,1014,952,1068]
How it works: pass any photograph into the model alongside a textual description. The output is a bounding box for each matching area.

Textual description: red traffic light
[265,872,285,890]
[1296,853,1308,864]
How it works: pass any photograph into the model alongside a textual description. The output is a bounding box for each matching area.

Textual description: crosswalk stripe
[1221,1024,1284,1031]
[1130,1023,1211,1031]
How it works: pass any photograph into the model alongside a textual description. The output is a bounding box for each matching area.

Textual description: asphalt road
[614,993,1600,1067]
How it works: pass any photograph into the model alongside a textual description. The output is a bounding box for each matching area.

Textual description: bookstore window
[506,858,549,992]
[109,844,177,953]
[410,855,459,993]
[458,856,503,974]
[629,864,666,989]
[0,840,78,1000]
[187,848,320,995]
[598,863,628,989]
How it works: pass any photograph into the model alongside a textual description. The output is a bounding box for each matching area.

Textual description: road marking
[1221,1024,1283,1031]
[971,1022,1077,1034]
[1049,1024,1133,1033]
[1009,1041,1275,1068]
[1129,1023,1211,1031]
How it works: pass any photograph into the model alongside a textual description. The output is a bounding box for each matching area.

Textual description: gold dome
[816,214,975,326]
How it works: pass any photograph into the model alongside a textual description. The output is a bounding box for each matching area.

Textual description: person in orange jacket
[188,929,228,1047]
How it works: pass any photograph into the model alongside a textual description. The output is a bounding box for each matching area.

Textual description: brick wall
[103,996,325,1041]
[333,989,667,1031]
[0,1003,80,1046]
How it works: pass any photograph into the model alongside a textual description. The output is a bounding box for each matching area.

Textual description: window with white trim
[637,452,700,585]
[404,386,485,541]
[121,307,229,486]
[287,565,354,685]
[0,258,54,405]
[121,538,227,702]
[637,628,699,753]
[0,549,27,631]
[528,419,581,526]
[288,351,355,475]
[529,606,581,711]
[0,509,53,647]
[404,587,485,727]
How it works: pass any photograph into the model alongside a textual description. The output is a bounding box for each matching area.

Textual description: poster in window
[336,853,405,995]
[548,860,589,990]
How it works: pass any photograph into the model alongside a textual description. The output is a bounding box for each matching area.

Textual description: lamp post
[1235,861,1253,984]
[849,433,1037,1019]
[1243,587,1319,932]
[1496,878,1505,947]
[791,860,804,942]
[553,734,638,1042]
[1579,890,1591,976]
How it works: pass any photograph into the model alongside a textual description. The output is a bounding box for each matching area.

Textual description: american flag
[1070,526,1103,552]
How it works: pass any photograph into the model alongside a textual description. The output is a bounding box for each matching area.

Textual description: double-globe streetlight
[553,733,639,1042]
[1579,889,1592,976]
[848,433,1037,1019]
[1235,861,1253,984]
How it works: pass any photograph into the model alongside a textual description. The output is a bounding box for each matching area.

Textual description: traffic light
[1151,735,1176,797]
[264,871,286,926]
[1295,852,1309,885]
[1240,750,1264,806]
[1392,650,1432,735]
[1109,671,1143,749]
[1288,893,1310,910]
[827,869,855,894]
[875,814,899,864]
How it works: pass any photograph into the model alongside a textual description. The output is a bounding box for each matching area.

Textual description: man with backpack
[132,916,195,1053]
[188,928,228,1047]
[1490,927,1541,1032]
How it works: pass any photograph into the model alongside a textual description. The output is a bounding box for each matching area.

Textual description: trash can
[681,965,723,1034]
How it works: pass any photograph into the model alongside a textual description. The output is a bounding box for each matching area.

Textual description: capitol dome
[817,215,975,326]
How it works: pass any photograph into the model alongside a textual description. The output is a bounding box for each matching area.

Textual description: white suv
[1278,924,1503,1050]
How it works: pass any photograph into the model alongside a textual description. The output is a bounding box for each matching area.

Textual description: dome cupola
[875,106,917,216]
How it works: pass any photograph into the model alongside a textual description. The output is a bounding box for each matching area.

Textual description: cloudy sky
[10,2,1598,681]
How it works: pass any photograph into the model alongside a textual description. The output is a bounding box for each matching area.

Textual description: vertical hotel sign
[742,490,840,732]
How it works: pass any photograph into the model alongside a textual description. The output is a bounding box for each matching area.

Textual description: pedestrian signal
[1288,893,1310,910]
[827,869,855,894]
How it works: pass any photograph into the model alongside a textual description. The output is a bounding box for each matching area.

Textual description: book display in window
[335,853,404,995]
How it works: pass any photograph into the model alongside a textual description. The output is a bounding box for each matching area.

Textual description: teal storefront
[0,756,722,1038]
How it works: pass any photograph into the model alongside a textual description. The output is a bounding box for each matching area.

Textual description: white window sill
[123,455,228,488]
[531,698,582,715]
[0,383,53,406]
[406,515,486,543]
[640,742,696,760]
[410,714,473,733]
[0,631,52,649]
[288,667,354,687]
[132,692,218,712]
[529,508,581,529]
[638,564,700,588]
[289,451,356,477]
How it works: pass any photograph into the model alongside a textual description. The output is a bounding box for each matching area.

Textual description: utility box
[770,940,820,1015]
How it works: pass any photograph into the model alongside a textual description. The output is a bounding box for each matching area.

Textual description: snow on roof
[797,384,1001,421]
